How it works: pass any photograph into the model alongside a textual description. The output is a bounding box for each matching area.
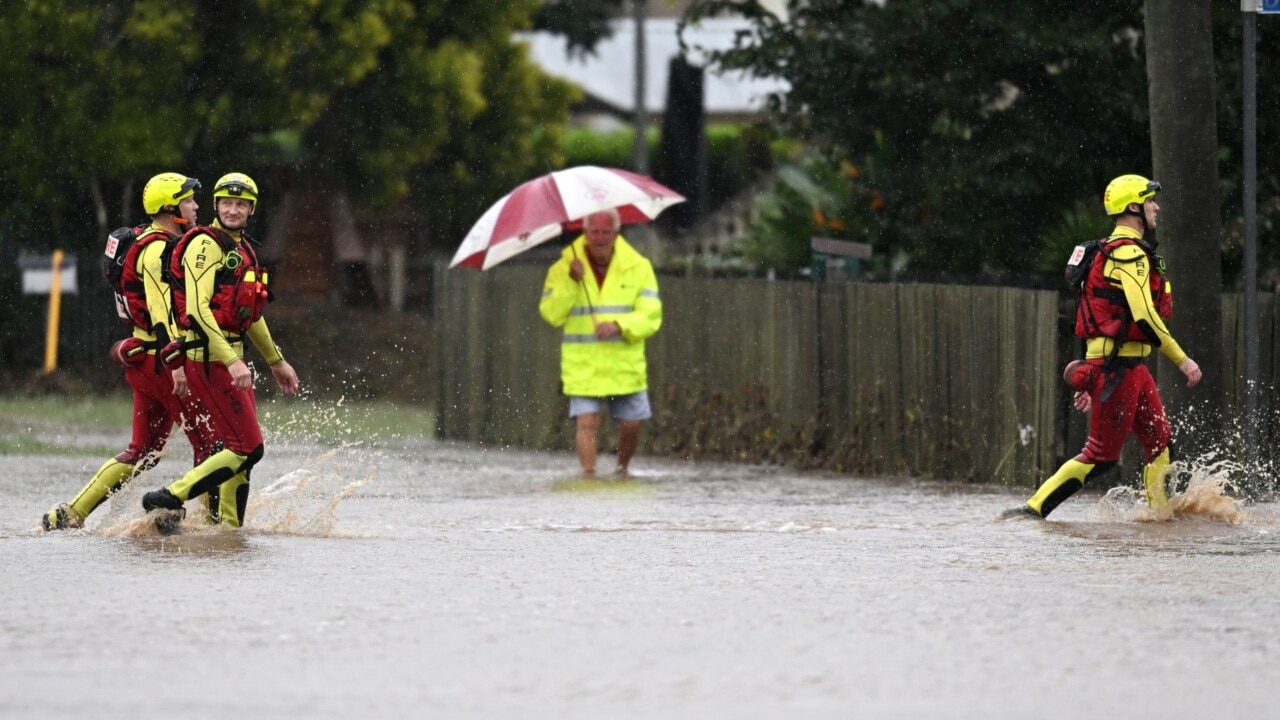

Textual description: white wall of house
[517,17,788,122]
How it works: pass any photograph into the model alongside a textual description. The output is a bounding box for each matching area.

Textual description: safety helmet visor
[1104,175,1161,216]
[172,176,201,200]
[143,173,200,215]
[213,173,259,205]
[216,181,252,197]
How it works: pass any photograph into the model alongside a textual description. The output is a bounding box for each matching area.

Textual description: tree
[0,2,195,236]
[1211,4,1280,289]
[0,0,579,255]
[684,0,1154,279]
[1146,0,1224,457]
[295,1,580,237]
[683,0,1280,285]
[532,0,627,58]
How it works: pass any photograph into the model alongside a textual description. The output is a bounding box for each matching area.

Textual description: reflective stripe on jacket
[538,234,662,397]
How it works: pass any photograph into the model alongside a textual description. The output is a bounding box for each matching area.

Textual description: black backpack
[1063,238,1104,295]
[1065,236,1154,295]
[102,225,142,288]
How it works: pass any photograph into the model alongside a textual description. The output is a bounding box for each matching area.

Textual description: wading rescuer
[1005,175,1202,520]
[539,209,663,477]
[42,173,219,530]
[141,173,299,530]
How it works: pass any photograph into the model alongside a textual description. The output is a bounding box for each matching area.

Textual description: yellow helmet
[142,173,200,215]
[1103,174,1161,216]
[213,172,259,205]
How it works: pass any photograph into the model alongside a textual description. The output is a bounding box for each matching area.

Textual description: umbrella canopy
[450,166,685,270]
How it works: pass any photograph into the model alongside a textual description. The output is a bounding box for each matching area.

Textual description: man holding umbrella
[539,209,663,477]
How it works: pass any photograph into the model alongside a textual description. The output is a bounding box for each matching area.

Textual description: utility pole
[630,0,653,254]
[632,0,649,175]
[1240,0,1278,493]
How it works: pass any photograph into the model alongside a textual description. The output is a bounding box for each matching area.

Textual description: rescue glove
[109,338,148,367]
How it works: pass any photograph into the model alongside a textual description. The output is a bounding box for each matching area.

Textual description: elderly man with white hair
[539,209,663,477]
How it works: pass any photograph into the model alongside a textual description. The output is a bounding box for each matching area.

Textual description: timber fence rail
[433,262,1280,485]
[434,263,1063,484]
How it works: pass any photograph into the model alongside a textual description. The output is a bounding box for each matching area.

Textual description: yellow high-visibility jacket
[539,234,662,397]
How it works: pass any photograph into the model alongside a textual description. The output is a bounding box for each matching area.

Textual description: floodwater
[2,420,1278,719]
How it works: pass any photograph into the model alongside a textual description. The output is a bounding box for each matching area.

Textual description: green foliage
[684,0,1280,283]
[561,124,772,211]
[739,153,885,275]
[408,37,580,243]
[0,2,192,234]
[0,0,580,256]
[532,0,626,58]
[1211,3,1280,289]
[562,127,657,169]
[1036,203,1113,279]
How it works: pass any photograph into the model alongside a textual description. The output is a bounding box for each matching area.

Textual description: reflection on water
[122,530,254,558]
[2,433,1278,719]
[549,476,653,495]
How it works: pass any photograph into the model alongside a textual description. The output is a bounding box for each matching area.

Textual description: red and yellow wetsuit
[51,224,217,528]
[161,220,282,527]
[1024,226,1185,518]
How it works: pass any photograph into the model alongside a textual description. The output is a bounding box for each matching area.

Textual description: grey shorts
[568,390,652,421]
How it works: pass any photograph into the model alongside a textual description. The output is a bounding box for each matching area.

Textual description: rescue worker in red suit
[42,173,219,530]
[141,172,299,530]
[1005,175,1202,520]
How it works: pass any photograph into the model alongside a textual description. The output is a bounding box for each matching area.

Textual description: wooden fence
[433,263,1064,484]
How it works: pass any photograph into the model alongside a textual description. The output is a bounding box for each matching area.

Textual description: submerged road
[2,433,1277,719]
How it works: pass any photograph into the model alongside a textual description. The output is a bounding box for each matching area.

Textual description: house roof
[517,18,789,119]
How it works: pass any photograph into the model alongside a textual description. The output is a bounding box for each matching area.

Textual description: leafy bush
[560,123,772,210]
[739,153,887,277]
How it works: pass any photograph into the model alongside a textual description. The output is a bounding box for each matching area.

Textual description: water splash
[248,459,375,536]
[1098,455,1244,525]
[94,424,382,538]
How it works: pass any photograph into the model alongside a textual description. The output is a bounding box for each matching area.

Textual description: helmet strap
[157,205,191,226]
[1124,204,1148,236]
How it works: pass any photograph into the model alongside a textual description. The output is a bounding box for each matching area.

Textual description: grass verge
[0,395,135,429]
[0,394,435,455]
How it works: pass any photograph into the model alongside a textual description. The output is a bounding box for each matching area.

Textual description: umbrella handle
[570,246,598,325]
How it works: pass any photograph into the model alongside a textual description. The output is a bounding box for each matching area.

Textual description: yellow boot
[41,503,83,531]
[1143,448,1171,512]
[42,459,136,530]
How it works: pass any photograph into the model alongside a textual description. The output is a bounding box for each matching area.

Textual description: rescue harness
[1071,236,1171,401]
[165,224,271,374]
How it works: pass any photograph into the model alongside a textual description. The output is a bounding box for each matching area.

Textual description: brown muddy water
[2,415,1278,719]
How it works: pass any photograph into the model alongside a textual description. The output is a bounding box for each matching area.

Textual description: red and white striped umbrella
[450,165,685,270]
